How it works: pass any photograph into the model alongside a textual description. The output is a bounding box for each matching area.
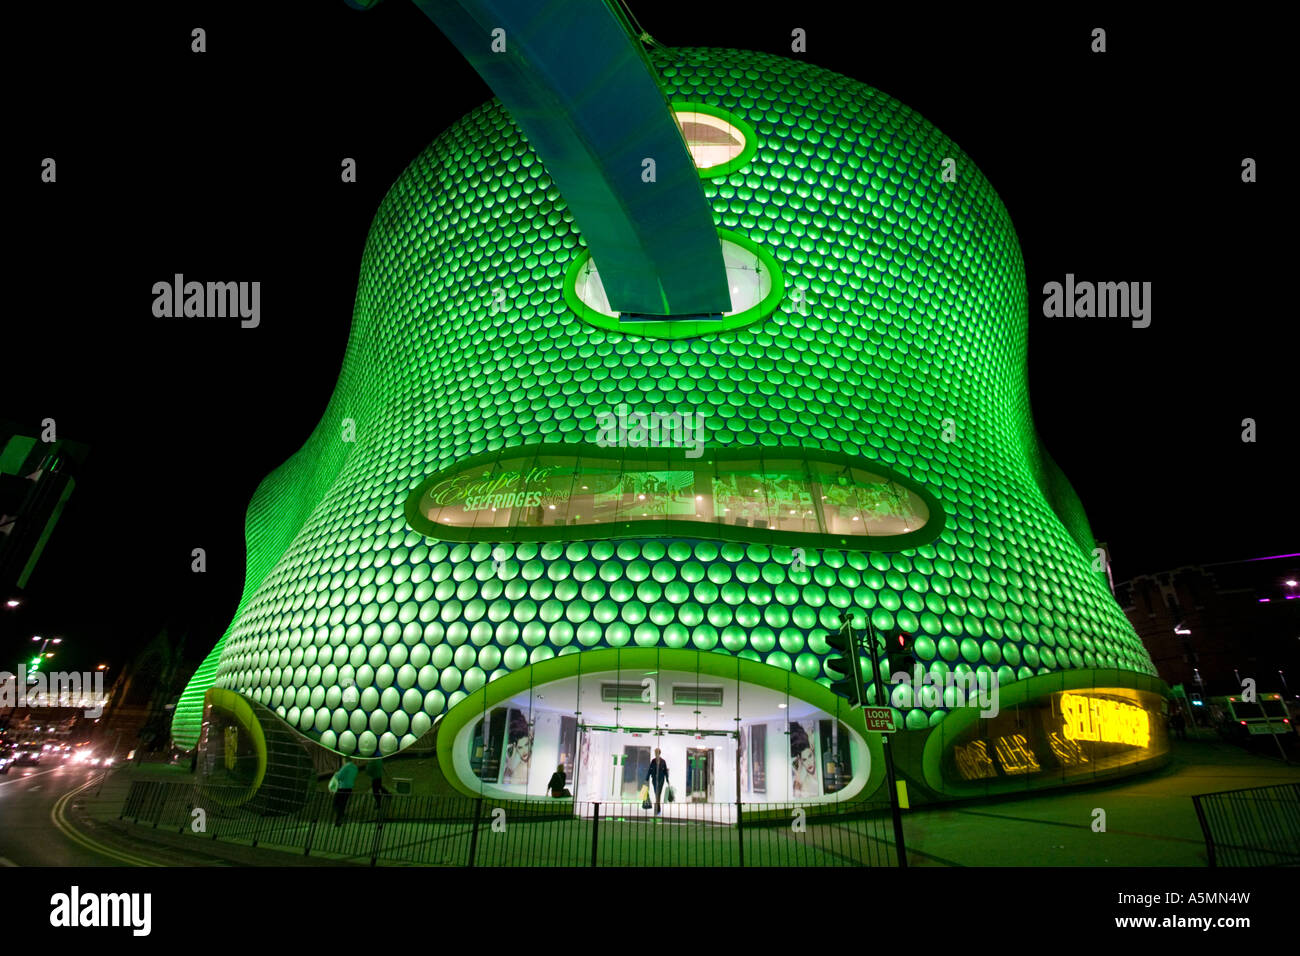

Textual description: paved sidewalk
[902,736,1300,866]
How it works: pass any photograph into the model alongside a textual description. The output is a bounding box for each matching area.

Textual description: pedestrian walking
[368,756,390,815]
[644,748,669,816]
[330,758,361,827]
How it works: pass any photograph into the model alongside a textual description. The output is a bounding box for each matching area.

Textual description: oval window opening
[669,102,758,179]
[564,228,784,340]
[675,110,745,169]
[574,235,770,320]
[405,444,944,551]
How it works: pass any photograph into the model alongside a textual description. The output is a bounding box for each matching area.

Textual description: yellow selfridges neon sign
[1060,694,1150,748]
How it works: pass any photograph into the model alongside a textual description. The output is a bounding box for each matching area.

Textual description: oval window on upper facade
[405,443,944,551]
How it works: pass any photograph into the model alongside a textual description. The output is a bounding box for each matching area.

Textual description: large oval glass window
[671,102,758,178]
[564,228,784,340]
[405,444,944,550]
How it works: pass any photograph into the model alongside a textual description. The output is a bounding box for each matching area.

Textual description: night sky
[7,3,1291,674]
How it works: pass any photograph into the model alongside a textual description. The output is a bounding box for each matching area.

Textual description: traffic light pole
[858,616,908,868]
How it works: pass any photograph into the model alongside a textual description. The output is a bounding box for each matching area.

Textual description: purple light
[1245,552,1300,562]
[1258,598,1271,603]
[1287,595,1299,600]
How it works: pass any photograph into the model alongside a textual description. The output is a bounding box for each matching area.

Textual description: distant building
[2,710,81,746]
[100,624,204,756]
[1116,554,1300,699]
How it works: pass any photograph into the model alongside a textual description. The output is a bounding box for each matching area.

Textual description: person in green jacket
[332,758,361,826]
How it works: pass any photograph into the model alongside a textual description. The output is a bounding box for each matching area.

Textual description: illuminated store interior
[452,666,870,813]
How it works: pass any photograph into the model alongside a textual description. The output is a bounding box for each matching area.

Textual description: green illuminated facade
[173,46,1160,797]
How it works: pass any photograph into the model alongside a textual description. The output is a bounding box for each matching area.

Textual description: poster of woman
[502,708,533,785]
[790,721,820,797]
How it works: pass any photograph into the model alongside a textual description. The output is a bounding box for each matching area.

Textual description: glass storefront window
[449,660,872,807]
[937,688,1170,793]
[407,444,942,549]
[469,707,507,782]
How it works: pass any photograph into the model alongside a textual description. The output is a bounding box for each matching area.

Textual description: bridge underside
[413,0,731,317]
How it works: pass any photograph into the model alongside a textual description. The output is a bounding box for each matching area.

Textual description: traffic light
[891,632,916,681]
[826,612,864,707]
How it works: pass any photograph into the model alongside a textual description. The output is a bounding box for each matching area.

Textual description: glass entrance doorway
[450,661,874,808]
[685,748,714,802]
[574,728,738,809]
[620,746,652,800]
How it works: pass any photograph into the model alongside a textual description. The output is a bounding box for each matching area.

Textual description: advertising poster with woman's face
[790,721,819,797]
[503,708,533,785]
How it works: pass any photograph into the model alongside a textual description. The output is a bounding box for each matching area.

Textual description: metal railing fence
[120,779,899,867]
[1191,782,1300,867]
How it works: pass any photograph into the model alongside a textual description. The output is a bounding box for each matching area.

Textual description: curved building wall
[172,46,1155,754]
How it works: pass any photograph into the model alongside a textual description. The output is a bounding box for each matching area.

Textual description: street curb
[63,788,366,867]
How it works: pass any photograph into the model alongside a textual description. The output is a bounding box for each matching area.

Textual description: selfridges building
[173,39,1168,807]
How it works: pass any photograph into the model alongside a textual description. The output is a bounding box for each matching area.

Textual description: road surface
[0,762,157,866]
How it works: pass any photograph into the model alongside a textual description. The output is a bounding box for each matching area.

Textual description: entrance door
[620,746,652,800]
[685,748,713,802]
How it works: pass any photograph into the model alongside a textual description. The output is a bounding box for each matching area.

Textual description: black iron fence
[120,780,899,866]
[1191,781,1300,867]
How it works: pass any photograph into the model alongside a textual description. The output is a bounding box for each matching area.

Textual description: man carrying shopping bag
[644,748,669,816]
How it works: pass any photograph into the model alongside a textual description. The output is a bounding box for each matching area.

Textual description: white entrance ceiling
[499,668,826,732]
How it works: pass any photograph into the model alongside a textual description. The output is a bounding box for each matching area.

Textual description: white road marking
[0,767,60,787]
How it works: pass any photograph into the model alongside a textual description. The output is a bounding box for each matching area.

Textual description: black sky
[6,2,1293,673]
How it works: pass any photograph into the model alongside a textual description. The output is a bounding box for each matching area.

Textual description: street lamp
[27,634,63,664]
